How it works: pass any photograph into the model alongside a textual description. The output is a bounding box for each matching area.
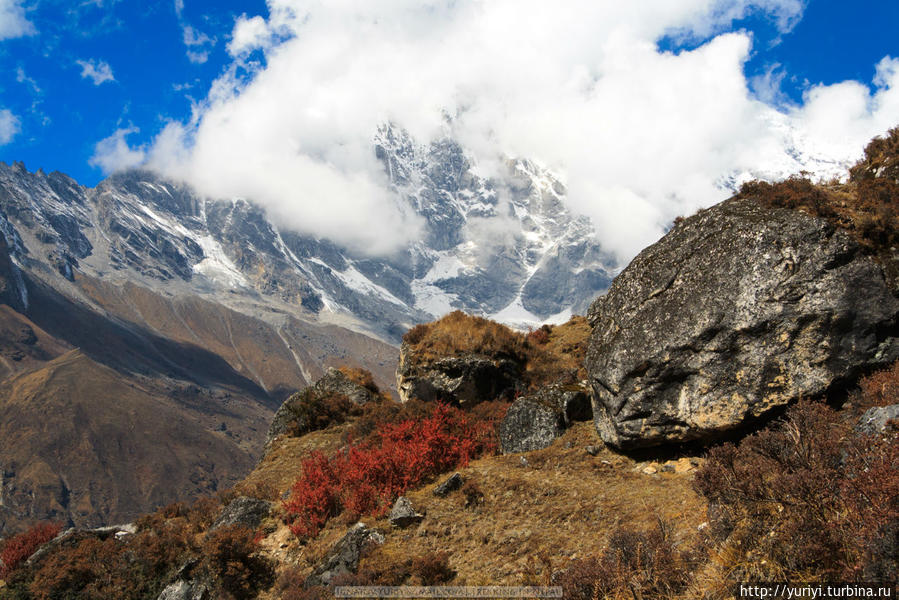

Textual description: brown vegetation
[285,388,362,436]
[200,524,274,599]
[556,520,705,600]
[0,494,275,600]
[740,127,899,254]
[403,311,591,389]
[693,364,899,590]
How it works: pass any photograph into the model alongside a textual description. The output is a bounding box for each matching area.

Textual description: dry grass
[235,424,353,501]
[403,311,592,390]
[403,310,530,362]
[259,422,705,590]
[527,315,591,383]
[335,367,380,396]
[739,127,899,256]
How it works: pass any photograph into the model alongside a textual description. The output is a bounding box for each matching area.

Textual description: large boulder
[498,383,592,454]
[396,345,522,407]
[586,197,899,449]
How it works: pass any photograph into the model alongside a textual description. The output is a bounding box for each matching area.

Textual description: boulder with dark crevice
[396,346,523,407]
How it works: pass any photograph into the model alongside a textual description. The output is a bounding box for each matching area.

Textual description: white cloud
[784,56,899,163]
[128,0,897,260]
[0,0,34,40]
[182,24,215,64]
[0,109,20,145]
[76,59,115,85]
[227,14,270,56]
[173,0,183,19]
[90,127,145,173]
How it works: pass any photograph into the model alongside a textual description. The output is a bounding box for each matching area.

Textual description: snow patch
[335,264,408,308]
[490,298,574,331]
[411,279,459,317]
[192,235,248,288]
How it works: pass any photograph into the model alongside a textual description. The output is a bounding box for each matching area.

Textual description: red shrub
[0,521,63,577]
[283,403,496,538]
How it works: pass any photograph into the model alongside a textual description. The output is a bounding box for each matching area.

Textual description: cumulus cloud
[0,109,20,145]
[227,14,271,56]
[90,127,145,173]
[77,58,115,85]
[120,0,897,261]
[0,0,34,40]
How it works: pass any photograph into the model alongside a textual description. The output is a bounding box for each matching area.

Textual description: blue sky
[0,0,265,183]
[0,1,897,260]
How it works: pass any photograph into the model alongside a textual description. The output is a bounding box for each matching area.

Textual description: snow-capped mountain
[0,126,619,341]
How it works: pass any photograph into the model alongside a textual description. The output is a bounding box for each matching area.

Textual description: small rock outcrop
[396,346,522,407]
[498,383,592,454]
[586,197,899,449]
[26,523,136,566]
[157,580,208,600]
[857,405,899,435]
[388,496,424,528]
[267,368,378,447]
[305,523,385,588]
[433,473,464,497]
[209,496,271,531]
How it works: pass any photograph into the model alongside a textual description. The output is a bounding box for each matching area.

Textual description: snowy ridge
[0,119,856,340]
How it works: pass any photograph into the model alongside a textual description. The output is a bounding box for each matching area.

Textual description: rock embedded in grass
[433,472,464,496]
[389,496,424,528]
[498,383,592,454]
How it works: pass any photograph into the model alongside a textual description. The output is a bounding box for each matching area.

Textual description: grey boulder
[499,383,591,454]
[388,496,424,528]
[210,496,272,531]
[305,523,385,588]
[857,404,899,435]
[586,197,899,449]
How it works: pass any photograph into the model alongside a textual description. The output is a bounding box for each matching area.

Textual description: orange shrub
[0,521,62,577]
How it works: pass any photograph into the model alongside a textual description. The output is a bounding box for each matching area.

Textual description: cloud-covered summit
[94,0,899,262]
